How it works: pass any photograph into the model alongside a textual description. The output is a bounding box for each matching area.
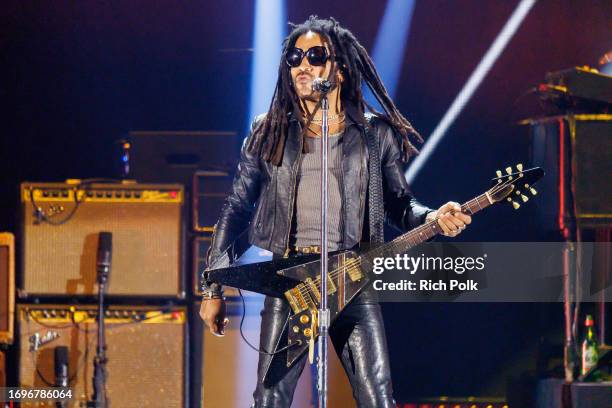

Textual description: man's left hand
[426,201,472,237]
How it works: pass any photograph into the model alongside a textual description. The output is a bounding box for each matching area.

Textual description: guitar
[205,164,544,367]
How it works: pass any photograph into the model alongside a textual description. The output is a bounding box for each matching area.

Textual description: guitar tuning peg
[496,170,502,178]
[505,167,513,175]
[524,183,529,188]
[515,190,521,195]
[521,194,529,202]
[507,197,512,202]
[516,163,523,172]
[529,187,537,195]
[512,201,521,210]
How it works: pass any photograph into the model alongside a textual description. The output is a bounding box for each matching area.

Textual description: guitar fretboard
[361,192,493,266]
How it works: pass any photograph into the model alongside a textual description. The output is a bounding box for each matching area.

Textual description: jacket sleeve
[206,116,264,267]
[377,119,434,232]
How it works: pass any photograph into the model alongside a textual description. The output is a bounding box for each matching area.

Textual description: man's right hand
[199,298,229,337]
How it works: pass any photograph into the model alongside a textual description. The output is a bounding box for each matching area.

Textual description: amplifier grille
[18,304,186,407]
[21,183,184,297]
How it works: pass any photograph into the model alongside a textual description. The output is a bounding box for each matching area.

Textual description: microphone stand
[89,254,109,407]
[317,94,330,408]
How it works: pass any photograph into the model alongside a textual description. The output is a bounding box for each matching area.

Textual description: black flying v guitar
[205,165,544,368]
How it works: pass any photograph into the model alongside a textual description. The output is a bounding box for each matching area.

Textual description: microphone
[312,78,332,93]
[96,232,113,277]
[55,346,69,407]
[54,346,69,387]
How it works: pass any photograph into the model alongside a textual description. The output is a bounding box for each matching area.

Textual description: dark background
[2,0,610,400]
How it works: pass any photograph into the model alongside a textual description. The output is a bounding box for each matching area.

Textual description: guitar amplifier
[17,304,187,408]
[128,130,238,187]
[0,232,15,344]
[192,171,233,233]
[527,114,612,230]
[20,182,185,298]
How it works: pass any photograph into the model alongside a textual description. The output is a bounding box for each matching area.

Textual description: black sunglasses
[285,46,330,67]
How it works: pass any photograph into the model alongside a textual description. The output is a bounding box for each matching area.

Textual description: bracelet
[201,279,224,299]
[202,291,225,300]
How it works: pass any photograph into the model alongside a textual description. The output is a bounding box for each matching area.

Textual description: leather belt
[291,245,321,254]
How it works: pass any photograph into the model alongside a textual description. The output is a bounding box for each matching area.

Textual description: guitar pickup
[338,254,363,282]
[346,261,363,282]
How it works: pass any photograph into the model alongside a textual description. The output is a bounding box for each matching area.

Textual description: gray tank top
[293,132,344,250]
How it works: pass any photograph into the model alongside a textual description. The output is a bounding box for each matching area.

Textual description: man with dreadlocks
[200,16,471,407]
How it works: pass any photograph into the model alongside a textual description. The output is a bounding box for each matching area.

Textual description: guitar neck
[363,192,494,262]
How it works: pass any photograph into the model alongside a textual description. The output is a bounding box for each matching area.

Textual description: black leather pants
[251,294,395,407]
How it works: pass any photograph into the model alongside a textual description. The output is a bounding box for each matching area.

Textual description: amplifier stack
[11,181,192,406]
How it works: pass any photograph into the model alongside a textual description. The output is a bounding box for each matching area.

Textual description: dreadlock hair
[246,15,422,166]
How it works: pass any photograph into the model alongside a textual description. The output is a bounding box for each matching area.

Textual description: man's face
[289,31,332,101]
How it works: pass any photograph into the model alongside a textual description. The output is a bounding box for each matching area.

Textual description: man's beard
[294,82,320,102]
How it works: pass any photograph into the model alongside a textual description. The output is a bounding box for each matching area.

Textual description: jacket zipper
[357,128,366,241]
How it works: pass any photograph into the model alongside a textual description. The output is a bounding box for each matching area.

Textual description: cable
[237,289,300,355]
[28,178,123,226]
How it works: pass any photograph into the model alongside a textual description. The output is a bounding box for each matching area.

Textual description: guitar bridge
[285,287,309,314]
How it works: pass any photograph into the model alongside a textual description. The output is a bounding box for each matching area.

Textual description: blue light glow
[365,0,416,110]
[247,0,286,126]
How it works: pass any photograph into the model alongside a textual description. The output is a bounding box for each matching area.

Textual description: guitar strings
[293,177,516,302]
[295,193,485,299]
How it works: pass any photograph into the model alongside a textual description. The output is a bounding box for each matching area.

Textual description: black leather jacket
[207,104,432,265]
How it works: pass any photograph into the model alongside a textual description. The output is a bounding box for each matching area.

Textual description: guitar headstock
[488,164,544,209]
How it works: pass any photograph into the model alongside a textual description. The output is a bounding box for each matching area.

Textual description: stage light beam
[365,0,416,109]
[405,0,537,184]
[248,0,286,126]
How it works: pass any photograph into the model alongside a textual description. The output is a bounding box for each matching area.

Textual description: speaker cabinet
[529,115,612,229]
[18,304,187,407]
[20,182,185,298]
[0,232,15,344]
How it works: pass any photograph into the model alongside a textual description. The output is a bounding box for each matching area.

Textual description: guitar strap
[365,122,385,245]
